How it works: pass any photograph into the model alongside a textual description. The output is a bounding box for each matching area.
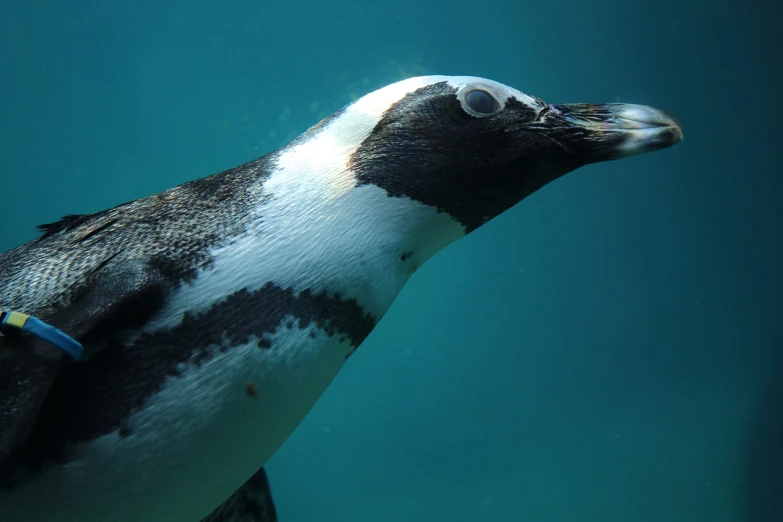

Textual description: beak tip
[673,122,684,143]
[614,105,684,157]
[656,109,684,145]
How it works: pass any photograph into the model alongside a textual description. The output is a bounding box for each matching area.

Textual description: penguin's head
[344,75,682,233]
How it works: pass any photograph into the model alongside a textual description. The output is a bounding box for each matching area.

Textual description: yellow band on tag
[5,311,30,329]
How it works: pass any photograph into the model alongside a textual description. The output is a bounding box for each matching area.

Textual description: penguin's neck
[246,156,465,320]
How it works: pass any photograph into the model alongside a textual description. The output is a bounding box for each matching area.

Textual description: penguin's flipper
[0,256,170,479]
[201,467,278,522]
[47,256,171,348]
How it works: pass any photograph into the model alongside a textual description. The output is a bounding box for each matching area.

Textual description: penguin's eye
[464,89,498,115]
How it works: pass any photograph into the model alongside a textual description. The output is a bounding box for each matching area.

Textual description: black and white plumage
[0,75,682,521]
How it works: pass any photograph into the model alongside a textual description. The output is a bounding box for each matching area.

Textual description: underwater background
[0,1,780,521]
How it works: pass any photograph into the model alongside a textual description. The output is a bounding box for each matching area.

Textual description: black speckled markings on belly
[5,282,376,485]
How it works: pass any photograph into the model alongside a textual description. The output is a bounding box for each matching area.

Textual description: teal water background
[1,1,781,520]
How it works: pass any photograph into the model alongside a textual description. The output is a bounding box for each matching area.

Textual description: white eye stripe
[330,76,542,122]
[447,78,543,118]
[444,76,539,105]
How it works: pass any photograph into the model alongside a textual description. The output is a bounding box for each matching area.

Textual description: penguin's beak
[543,103,683,162]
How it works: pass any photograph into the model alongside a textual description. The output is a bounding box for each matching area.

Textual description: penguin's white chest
[2,318,353,522]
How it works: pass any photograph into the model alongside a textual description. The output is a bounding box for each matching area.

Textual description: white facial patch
[443,76,542,114]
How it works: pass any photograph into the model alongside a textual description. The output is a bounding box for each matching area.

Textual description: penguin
[0,75,682,521]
